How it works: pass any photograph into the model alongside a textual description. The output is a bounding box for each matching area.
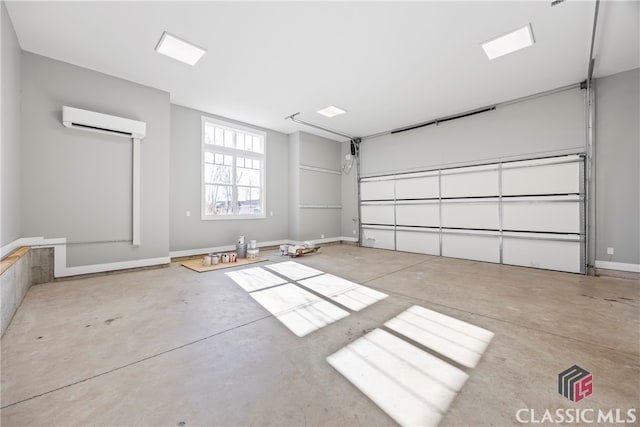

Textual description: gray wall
[360,88,586,176]
[1,1,22,246]
[170,104,289,252]
[595,68,640,266]
[20,52,171,266]
[289,131,342,241]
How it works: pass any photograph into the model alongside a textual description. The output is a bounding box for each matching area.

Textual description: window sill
[201,215,267,221]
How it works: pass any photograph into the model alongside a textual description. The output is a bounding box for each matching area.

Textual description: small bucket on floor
[236,243,247,258]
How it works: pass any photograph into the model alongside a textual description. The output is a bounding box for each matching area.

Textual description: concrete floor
[1,245,638,426]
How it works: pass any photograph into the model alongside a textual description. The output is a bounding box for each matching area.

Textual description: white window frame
[201,116,266,220]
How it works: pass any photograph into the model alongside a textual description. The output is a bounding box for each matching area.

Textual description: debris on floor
[280,242,320,257]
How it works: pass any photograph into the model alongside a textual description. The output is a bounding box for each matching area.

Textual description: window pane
[237,167,260,186]
[237,157,261,186]
[214,153,223,164]
[204,125,215,145]
[204,152,214,163]
[214,128,224,146]
[204,184,233,215]
[245,137,253,152]
[251,188,261,211]
[204,163,232,185]
[224,130,234,148]
[237,133,245,149]
[224,154,233,166]
[253,136,262,153]
[237,186,262,215]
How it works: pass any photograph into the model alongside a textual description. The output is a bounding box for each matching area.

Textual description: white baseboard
[57,256,171,277]
[169,239,290,258]
[3,235,361,277]
[2,236,170,278]
[594,260,640,273]
[169,236,359,259]
[169,245,239,259]
[291,236,359,245]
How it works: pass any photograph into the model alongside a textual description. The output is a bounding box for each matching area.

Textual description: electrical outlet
[270,211,273,217]
[607,247,614,255]
[352,229,356,235]
[321,234,325,239]
[186,210,191,217]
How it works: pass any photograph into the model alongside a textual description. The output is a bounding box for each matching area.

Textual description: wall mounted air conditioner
[62,106,146,139]
[61,106,147,246]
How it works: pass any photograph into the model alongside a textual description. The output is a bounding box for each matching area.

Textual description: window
[202,117,266,219]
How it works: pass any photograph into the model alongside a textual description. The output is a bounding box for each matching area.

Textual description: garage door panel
[502,161,580,196]
[361,204,394,225]
[502,198,581,233]
[396,230,440,255]
[441,201,499,230]
[503,235,582,273]
[441,168,498,198]
[396,203,439,227]
[442,232,500,263]
[396,175,439,199]
[361,179,394,200]
[362,227,395,250]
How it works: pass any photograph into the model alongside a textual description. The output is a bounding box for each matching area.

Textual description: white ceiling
[6,1,639,141]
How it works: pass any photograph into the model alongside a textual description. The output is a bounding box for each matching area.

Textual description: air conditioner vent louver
[69,122,134,137]
[62,106,146,139]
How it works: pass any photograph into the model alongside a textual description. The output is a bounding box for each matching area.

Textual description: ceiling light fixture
[481,24,535,60]
[317,106,347,118]
[155,31,206,66]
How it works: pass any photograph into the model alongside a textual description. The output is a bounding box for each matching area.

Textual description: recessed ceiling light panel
[481,24,535,60]
[317,106,347,118]
[155,31,206,66]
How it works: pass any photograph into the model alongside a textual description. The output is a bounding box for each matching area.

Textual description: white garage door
[360,154,585,273]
